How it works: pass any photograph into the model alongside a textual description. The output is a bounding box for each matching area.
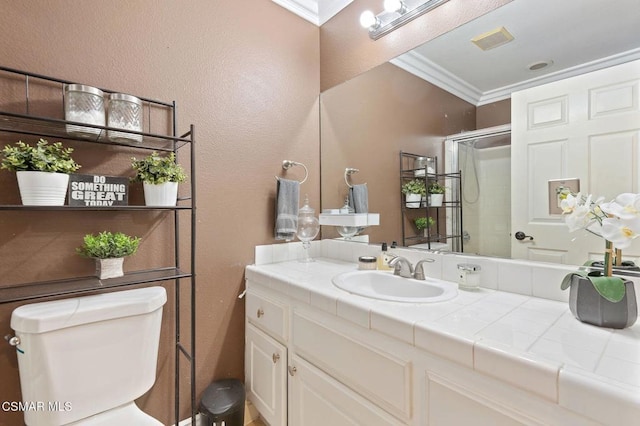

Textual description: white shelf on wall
[319,213,380,227]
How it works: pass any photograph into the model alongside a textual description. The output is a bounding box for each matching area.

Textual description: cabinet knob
[272,353,280,364]
[256,308,264,318]
[288,366,297,376]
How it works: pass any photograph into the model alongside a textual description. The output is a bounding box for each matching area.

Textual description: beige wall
[477,98,512,128]
[321,63,475,244]
[0,1,319,424]
[320,0,512,92]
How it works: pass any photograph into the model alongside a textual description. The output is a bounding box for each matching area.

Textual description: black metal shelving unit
[400,150,463,251]
[0,66,197,425]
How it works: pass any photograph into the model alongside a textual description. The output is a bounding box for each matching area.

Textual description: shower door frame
[444,124,511,254]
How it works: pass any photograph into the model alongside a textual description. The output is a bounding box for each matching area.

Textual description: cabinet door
[288,355,403,426]
[245,323,287,426]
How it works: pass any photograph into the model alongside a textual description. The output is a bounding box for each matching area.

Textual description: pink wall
[0,1,319,423]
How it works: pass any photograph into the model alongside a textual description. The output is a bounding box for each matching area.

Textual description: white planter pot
[16,171,69,206]
[143,182,178,206]
[95,257,124,280]
[405,193,422,209]
[429,193,444,207]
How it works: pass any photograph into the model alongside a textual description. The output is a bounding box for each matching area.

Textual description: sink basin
[332,271,457,303]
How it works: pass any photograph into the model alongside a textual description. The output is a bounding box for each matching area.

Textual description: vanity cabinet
[245,290,288,426]
[245,271,603,426]
[245,287,405,425]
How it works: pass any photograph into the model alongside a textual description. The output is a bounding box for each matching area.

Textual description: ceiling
[391,0,640,105]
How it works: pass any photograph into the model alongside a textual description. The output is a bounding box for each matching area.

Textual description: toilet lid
[68,402,163,426]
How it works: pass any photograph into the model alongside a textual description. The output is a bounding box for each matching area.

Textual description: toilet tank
[10,286,167,426]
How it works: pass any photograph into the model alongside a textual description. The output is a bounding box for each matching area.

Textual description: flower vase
[96,257,124,280]
[569,274,637,329]
[405,193,421,208]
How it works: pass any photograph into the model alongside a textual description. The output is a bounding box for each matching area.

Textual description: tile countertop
[245,258,640,424]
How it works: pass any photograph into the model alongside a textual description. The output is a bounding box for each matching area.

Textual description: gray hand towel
[348,183,369,213]
[275,178,300,241]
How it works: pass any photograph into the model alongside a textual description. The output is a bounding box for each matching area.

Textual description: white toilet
[10,286,167,426]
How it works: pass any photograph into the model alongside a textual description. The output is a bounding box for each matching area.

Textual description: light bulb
[384,0,405,13]
[359,10,378,28]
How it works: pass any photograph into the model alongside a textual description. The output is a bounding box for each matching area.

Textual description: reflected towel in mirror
[349,183,369,213]
[275,178,300,241]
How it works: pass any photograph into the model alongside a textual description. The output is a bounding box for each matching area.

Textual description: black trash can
[199,378,245,426]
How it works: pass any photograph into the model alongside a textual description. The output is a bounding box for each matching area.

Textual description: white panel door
[511,59,640,265]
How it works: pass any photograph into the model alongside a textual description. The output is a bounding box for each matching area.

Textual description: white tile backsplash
[497,262,533,295]
[252,240,637,306]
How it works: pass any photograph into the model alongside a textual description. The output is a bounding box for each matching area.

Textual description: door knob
[272,353,280,364]
[288,366,297,376]
[514,231,534,241]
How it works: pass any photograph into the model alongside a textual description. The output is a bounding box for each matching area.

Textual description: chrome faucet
[413,258,435,280]
[388,256,414,278]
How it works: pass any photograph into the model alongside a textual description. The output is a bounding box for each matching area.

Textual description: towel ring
[344,167,361,188]
[275,160,308,184]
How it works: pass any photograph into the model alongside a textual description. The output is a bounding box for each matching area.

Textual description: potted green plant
[428,181,445,207]
[401,179,426,208]
[414,216,435,237]
[559,192,637,328]
[77,231,141,279]
[131,151,186,206]
[1,138,81,205]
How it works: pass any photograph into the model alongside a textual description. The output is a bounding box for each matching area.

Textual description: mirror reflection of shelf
[319,213,380,227]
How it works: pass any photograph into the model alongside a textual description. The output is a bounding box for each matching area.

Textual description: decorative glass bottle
[296,195,320,262]
[337,196,358,240]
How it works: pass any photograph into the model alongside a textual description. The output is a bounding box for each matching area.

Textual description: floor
[247,419,266,426]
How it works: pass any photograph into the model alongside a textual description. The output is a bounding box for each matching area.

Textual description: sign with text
[68,174,129,207]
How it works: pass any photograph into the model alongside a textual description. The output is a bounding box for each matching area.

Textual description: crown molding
[272,0,319,25]
[390,51,483,105]
[392,47,640,106]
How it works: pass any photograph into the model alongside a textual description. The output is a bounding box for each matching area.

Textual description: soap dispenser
[377,242,393,271]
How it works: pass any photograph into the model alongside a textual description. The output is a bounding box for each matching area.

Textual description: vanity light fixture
[360,0,450,40]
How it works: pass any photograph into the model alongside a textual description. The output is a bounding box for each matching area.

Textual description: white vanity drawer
[292,311,412,422]
[246,290,288,342]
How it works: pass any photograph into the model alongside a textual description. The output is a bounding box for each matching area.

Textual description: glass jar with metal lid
[64,84,105,138]
[414,156,436,177]
[107,93,143,143]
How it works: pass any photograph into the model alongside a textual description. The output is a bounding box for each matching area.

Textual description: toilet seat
[68,402,162,425]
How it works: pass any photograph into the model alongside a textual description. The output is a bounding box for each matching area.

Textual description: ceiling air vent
[471,26,514,51]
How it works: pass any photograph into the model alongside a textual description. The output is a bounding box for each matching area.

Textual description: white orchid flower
[601,216,640,249]
[560,192,581,214]
[565,202,596,232]
[601,193,640,220]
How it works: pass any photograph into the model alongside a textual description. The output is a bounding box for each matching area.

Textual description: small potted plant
[131,151,187,206]
[1,138,81,205]
[428,181,445,207]
[414,216,435,237]
[77,231,141,279]
[401,179,426,208]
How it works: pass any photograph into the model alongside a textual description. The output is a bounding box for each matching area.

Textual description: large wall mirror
[320,0,640,268]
